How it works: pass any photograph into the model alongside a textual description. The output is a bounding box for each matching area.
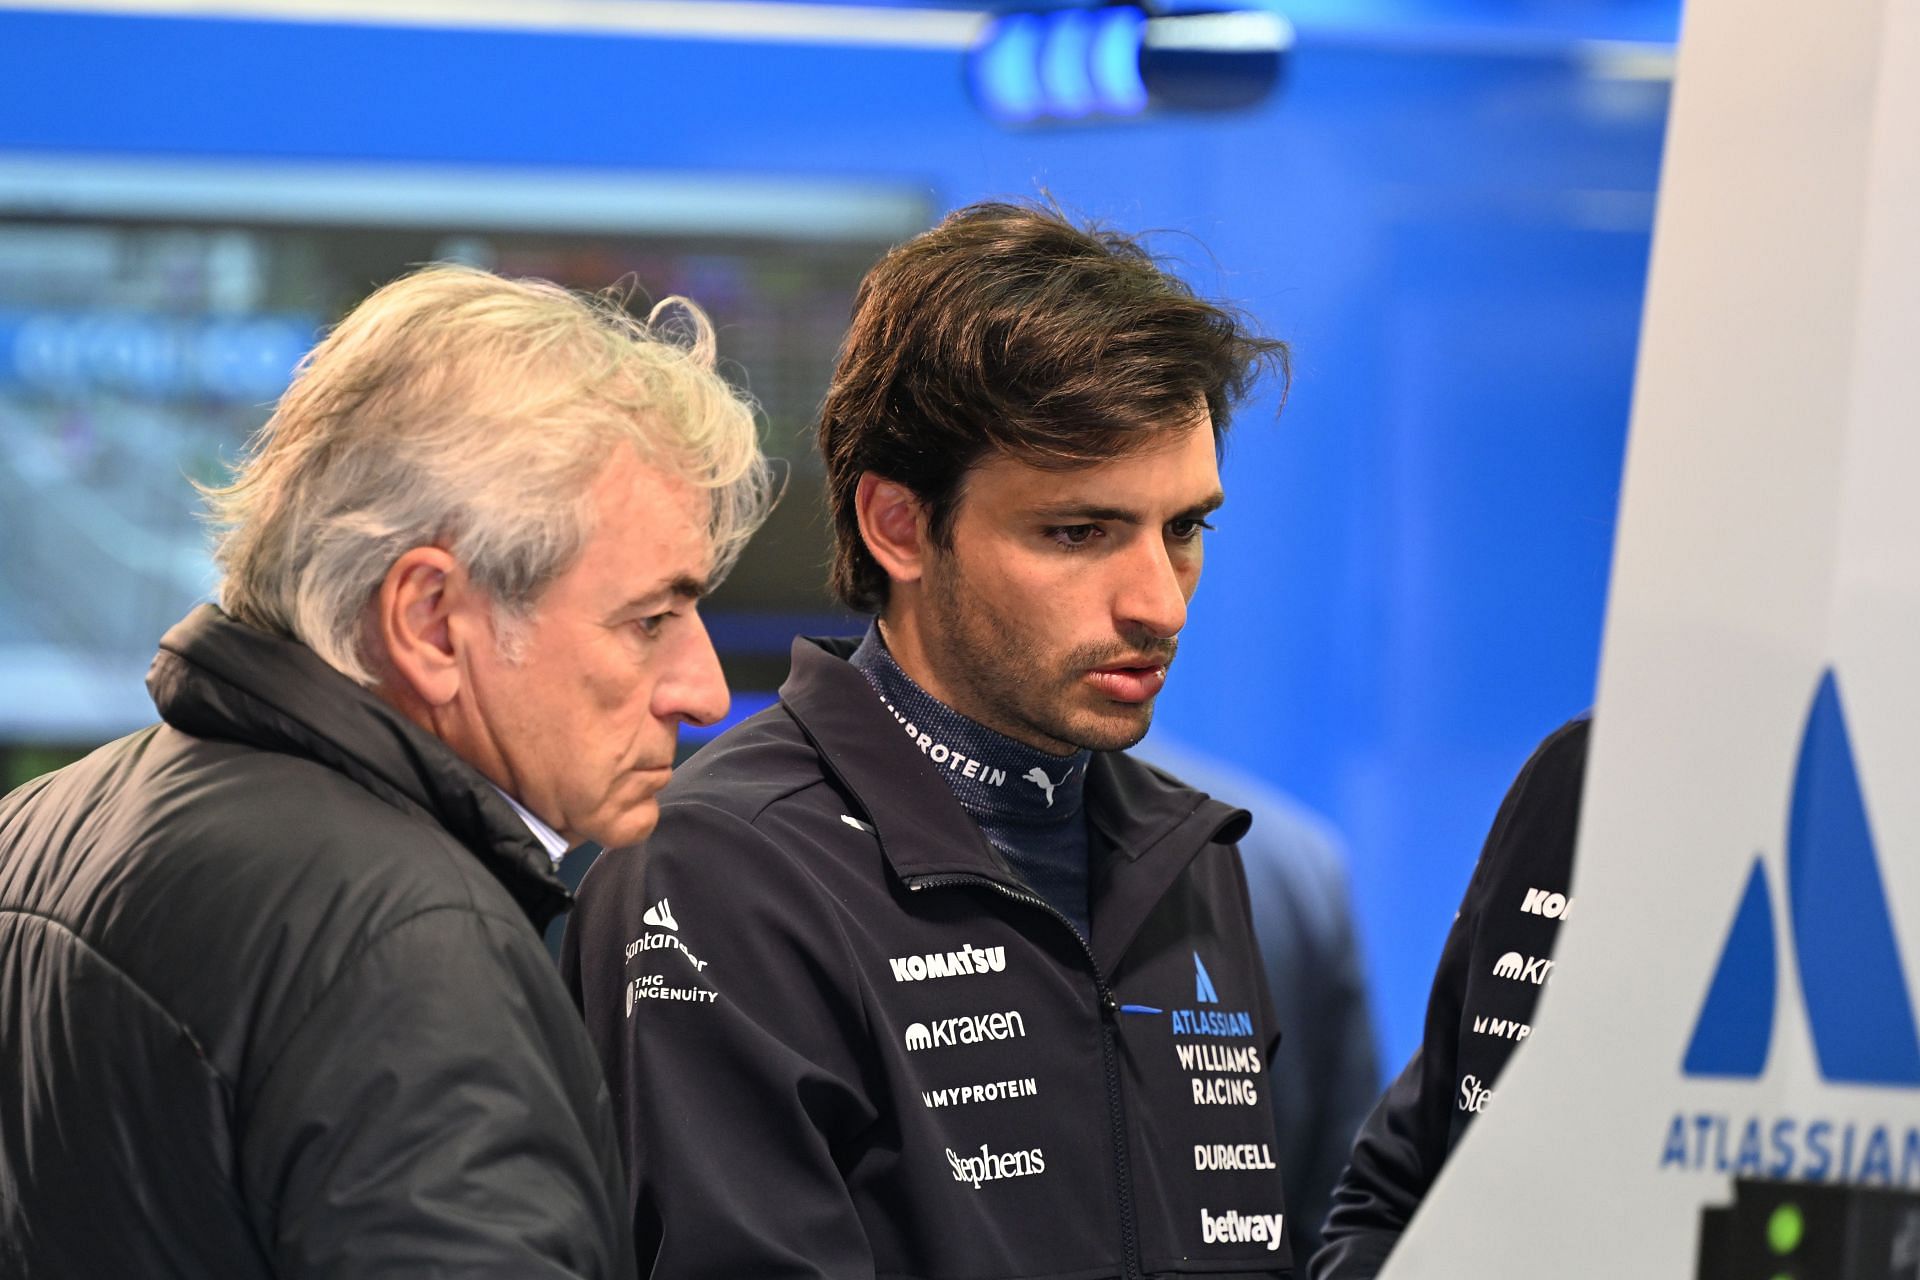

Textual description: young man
[0,266,771,1277]
[566,203,1294,1279]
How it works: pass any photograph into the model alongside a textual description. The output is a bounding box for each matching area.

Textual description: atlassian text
[1659,1112,1920,1187]
[921,1077,1039,1108]
[889,945,1006,982]
[904,1010,1026,1051]
[1175,1043,1262,1074]
[945,1143,1046,1189]
[1195,1143,1276,1171]
[1170,1008,1254,1037]
[625,975,718,1016]
[1200,1208,1285,1252]
[875,696,1009,787]
[1192,1076,1259,1106]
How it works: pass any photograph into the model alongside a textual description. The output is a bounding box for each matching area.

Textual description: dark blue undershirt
[851,626,1094,937]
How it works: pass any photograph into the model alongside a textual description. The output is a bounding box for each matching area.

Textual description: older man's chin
[581,776,676,851]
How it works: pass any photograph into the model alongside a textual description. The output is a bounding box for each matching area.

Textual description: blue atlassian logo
[1194,952,1221,1004]
[1168,951,1253,1037]
[1659,672,1920,1189]
[1684,669,1920,1086]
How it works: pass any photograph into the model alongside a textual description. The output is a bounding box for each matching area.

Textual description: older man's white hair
[204,263,775,685]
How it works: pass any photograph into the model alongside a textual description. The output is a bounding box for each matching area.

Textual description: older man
[0,266,770,1277]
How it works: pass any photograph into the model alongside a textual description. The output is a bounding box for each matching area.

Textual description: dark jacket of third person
[1311,716,1588,1280]
[0,605,634,1278]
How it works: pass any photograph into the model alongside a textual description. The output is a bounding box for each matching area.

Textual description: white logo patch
[1520,886,1573,919]
[921,1077,1038,1108]
[625,974,719,1015]
[888,944,1006,982]
[626,932,709,971]
[945,1143,1046,1188]
[1200,1207,1285,1252]
[642,898,679,931]
[1492,951,1554,984]
[1458,1072,1495,1113]
[903,1010,1026,1051]
[1022,766,1068,807]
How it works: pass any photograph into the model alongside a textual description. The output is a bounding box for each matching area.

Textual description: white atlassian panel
[1379,0,1920,1273]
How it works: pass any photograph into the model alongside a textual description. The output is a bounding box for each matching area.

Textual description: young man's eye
[1048,524,1101,549]
[1168,518,1216,542]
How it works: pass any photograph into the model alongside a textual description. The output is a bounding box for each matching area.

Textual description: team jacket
[564,637,1295,1279]
[1310,717,1588,1280]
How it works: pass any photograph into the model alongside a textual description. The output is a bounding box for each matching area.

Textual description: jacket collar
[779,636,1249,974]
[147,605,571,930]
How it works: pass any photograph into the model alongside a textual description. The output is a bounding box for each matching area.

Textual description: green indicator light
[1767,1202,1805,1256]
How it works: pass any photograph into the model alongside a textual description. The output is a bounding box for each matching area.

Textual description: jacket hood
[147,604,571,929]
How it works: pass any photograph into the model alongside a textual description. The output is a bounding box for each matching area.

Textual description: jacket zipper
[907,874,1144,1280]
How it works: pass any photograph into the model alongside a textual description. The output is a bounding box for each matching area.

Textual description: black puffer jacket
[0,605,635,1278]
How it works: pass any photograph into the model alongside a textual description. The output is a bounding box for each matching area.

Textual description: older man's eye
[635,612,674,638]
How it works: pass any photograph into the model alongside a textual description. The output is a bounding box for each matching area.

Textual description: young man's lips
[1084,665,1167,704]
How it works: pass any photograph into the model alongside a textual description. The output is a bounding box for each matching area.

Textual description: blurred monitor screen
[0,160,926,746]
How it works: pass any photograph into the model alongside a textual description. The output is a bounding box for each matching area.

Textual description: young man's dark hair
[820,199,1288,612]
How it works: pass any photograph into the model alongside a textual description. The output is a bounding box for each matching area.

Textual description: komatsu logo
[1200,1208,1285,1252]
[1520,887,1572,920]
[1492,952,1553,984]
[903,1010,1027,1051]
[888,944,1007,982]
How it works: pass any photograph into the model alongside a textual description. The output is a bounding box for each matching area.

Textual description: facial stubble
[921,547,1175,756]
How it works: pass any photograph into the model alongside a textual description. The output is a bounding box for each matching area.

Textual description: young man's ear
[376,546,467,707]
[855,473,930,588]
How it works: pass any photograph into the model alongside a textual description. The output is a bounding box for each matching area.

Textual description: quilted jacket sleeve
[238,906,636,1278]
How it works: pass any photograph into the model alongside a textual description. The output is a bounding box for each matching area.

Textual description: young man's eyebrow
[1181,491,1227,519]
[1029,492,1225,524]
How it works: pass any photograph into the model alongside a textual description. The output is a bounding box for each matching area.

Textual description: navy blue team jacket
[564,637,1295,1279]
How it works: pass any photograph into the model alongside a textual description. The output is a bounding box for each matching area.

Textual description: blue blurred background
[0,0,1677,1073]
